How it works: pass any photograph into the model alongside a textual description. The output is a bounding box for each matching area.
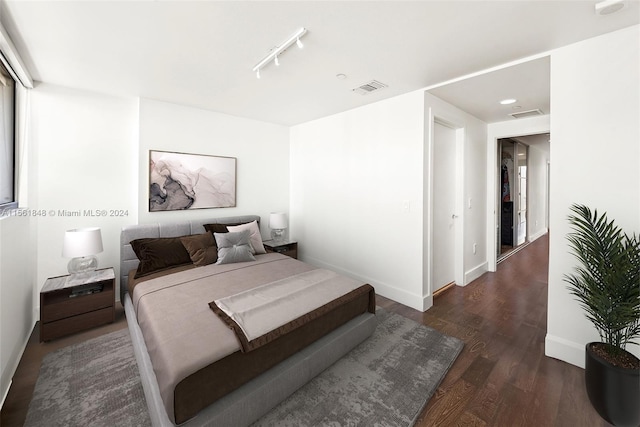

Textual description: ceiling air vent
[508,108,544,119]
[353,80,388,95]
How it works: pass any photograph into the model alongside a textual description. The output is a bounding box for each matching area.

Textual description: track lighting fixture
[253,27,307,78]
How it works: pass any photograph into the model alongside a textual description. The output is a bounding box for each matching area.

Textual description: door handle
[452,214,458,219]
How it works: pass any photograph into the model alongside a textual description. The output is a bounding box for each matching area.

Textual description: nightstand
[264,240,298,259]
[40,267,115,342]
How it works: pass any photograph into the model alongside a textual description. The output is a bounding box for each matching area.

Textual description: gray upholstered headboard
[119,214,261,303]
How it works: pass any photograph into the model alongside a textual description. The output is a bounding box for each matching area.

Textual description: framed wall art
[149,150,236,212]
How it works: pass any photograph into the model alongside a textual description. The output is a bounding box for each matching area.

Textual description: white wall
[29,84,139,298]
[290,91,426,310]
[290,90,489,311]
[0,215,35,406]
[486,115,551,271]
[137,99,290,237]
[424,93,488,291]
[546,25,639,368]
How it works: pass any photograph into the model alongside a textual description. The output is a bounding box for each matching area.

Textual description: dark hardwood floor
[1,234,610,426]
[379,234,611,427]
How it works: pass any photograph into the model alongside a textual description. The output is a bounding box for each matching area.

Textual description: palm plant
[564,204,640,357]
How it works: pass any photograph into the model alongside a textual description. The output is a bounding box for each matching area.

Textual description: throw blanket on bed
[210,269,372,352]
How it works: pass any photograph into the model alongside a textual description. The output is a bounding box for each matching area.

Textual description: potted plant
[564,204,640,427]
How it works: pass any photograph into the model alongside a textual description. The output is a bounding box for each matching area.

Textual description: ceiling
[0,1,638,126]
[428,57,551,124]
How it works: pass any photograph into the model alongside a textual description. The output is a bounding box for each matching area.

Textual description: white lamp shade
[62,227,104,258]
[269,212,288,229]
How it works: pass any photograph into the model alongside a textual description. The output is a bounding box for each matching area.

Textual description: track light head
[252,27,307,76]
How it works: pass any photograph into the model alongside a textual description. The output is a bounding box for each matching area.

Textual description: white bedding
[213,268,362,342]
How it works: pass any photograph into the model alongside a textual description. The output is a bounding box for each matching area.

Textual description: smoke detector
[595,0,627,15]
[353,80,388,95]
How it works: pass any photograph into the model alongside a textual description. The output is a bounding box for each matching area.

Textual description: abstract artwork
[149,150,236,211]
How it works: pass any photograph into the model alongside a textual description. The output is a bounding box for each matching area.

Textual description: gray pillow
[214,230,256,265]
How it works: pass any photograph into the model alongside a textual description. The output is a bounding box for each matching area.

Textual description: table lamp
[269,212,288,242]
[62,227,104,274]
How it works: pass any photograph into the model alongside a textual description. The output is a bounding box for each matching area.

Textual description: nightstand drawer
[41,288,114,322]
[273,247,297,258]
[41,307,114,342]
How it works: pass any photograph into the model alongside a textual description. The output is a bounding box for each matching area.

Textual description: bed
[120,215,377,426]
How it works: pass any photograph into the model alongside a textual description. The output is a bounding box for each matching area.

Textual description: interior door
[516,143,528,246]
[433,122,457,292]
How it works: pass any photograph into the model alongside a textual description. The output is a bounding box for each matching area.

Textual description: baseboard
[0,379,11,410]
[374,281,432,312]
[302,255,426,312]
[545,333,585,369]
[529,228,548,242]
[421,294,433,311]
[464,262,488,285]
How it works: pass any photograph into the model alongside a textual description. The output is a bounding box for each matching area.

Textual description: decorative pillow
[131,236,193,278]
[203,222,244,236]
[180,232,218,266]
[214,230,256,265]
[226,220,266,255]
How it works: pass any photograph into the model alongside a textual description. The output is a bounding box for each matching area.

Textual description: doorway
[426,111,465,303]
[498,138,528,260]
[433,121,458,292]
[495,132,554,263]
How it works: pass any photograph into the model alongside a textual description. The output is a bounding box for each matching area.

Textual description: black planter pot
[585,342,640,427]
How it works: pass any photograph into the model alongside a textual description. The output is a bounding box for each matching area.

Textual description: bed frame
[120,215,377,426]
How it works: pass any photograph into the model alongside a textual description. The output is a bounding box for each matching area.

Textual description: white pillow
[227,220,266,255]
[214,230,256,264]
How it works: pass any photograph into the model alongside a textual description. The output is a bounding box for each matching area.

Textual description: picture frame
[149,150,236,211]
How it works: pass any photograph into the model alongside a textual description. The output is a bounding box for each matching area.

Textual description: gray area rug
[24,327,149,427]
[253,308,464,426]
[25,309,463,427]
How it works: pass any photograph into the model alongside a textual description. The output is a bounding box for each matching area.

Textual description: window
[0,58,16,211]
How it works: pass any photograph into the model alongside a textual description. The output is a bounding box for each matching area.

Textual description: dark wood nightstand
[264,240,298,259]
[40,267,115,342]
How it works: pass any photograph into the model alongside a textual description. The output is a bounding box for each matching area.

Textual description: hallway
[378,234,611,426]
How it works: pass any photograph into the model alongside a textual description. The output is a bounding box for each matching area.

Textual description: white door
[433,122,457,292]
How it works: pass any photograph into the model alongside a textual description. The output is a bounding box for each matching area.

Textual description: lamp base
[271,229,285,242]
[67,256,98,274]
